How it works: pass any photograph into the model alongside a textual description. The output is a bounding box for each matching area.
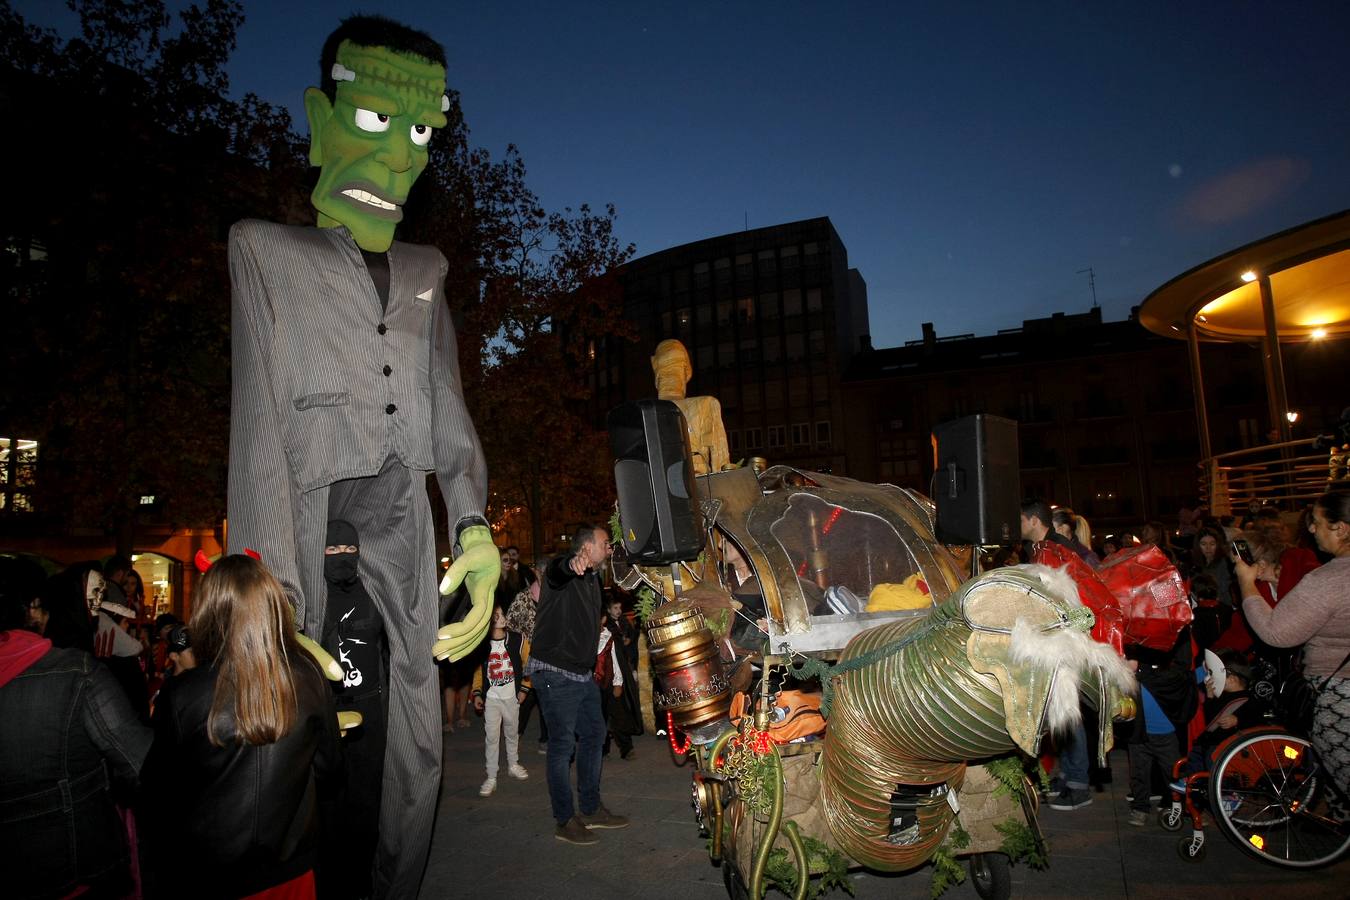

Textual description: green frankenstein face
[304,41,449,252]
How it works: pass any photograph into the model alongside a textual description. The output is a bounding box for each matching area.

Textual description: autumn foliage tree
[0,0,307,551]
[407,142,635,557]
[0,0,634,558]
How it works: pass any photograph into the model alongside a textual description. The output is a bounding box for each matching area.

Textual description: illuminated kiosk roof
[1140,209,1350,343]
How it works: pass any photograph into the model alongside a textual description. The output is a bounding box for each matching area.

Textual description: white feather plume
[1007,618,1136,734]
[1016,563,1085,609]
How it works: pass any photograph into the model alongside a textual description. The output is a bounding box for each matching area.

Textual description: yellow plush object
[867,574,933,612]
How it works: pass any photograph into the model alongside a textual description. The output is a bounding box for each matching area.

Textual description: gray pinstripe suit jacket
[226,220,486,624]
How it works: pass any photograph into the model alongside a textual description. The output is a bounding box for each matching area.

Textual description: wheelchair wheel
[1208,730,1350,869]
[1158,803,1184,831]
[1176,833,1207,862]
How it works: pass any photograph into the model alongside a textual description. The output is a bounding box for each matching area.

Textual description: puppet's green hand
[296,631,343,681]
[433,525,500,661]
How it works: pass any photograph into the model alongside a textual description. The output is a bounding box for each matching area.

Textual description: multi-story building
[842,307,1349,531]
[588,215,1346,535]
[592,217,872,474]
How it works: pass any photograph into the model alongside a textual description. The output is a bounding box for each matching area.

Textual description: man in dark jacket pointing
[526,524,629,845]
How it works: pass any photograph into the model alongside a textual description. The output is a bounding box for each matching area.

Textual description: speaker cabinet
[932,414,1021,545]
[607,400,705,564]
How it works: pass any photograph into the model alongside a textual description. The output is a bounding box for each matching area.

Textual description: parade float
[607,361,1143,899]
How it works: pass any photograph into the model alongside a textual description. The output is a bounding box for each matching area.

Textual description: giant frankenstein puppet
[226,16,497,897]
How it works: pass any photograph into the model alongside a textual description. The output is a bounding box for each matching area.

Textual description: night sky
[21,1,1350,347]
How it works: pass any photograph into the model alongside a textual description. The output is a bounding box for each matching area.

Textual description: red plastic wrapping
[1031,541,1126,654]
[1098,545,1193,651]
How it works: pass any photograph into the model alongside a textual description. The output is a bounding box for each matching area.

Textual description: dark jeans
[534,669,606,825]
[1059,719,1090,791]
[1129,731,1180,811]
[601,689,634,756]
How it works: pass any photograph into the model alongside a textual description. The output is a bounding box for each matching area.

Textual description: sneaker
[1168,779,1187,794]
[577,805,629,829]
[1128,809,1149,827]
[536,742,548,756]
[507,764,529,780]
[1125,793,1163,803]
[478,778,496,797]
[656,728,668,737]
[555,817,599,845]
[1048,788,1092,811]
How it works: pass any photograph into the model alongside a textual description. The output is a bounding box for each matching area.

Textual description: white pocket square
[415,288,433,302]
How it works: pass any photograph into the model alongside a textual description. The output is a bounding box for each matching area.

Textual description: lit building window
[737,296,755,324]
[0,437,38,513]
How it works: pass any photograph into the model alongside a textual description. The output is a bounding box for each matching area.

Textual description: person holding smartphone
[1236,491,1350,819]
[1233,528,1288,607]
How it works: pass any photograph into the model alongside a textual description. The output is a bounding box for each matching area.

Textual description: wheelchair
[1158,671,1349,870]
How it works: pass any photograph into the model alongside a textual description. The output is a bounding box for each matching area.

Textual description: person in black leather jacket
[142,555,339,899]
[1,556,152,900]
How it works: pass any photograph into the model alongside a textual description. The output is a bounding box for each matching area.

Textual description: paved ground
[422,721,1349,899]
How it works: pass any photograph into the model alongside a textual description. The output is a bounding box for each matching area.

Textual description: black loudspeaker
[932,414,1021,545]
[607,400,705,564]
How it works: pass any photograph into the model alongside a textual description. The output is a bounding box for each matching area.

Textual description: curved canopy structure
[1139,208,1350,459]
[1140,209,1350,343]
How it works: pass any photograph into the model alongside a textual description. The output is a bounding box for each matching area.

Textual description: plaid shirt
[524,656,591,684]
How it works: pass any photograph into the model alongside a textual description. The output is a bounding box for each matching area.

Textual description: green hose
[706,727,741,866]
[780,819,811,900]
[748,745,785,900]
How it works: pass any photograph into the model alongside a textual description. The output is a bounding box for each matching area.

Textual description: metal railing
[1200,438,1348,514]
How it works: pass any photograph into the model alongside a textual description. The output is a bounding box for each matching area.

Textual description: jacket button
[377,323,387,335]
[383,365,392,376]
[385,403,397,415]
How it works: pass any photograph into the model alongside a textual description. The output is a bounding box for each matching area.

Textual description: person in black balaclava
[319,520,387,900]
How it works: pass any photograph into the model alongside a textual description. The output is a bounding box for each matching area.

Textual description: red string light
[821,506,844,535]
[667,711,692,756]
[797,560,809,578]
[748,728,773,755]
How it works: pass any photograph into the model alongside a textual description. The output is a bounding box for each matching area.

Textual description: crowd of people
[0,524,646,899]
[1019,492,1350,827]
[5,491,1347,897]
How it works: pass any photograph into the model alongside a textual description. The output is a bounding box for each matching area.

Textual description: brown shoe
[577,805,629,829]
[555,817,599,845]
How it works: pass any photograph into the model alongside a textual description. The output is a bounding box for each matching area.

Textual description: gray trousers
[300,456,441,899]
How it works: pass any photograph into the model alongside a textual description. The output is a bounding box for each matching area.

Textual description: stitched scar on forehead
[337,41,446,109]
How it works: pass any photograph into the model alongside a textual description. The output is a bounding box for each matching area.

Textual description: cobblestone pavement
[422,720,1349,899]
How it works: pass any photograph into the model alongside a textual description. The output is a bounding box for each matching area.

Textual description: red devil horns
[194,548,263,573]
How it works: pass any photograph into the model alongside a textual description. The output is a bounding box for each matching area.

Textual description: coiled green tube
[748,746,785,900]
[780,820,811,900]
[819,568,1125,872]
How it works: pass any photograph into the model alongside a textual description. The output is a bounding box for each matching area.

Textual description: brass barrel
[646,602,732,731]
